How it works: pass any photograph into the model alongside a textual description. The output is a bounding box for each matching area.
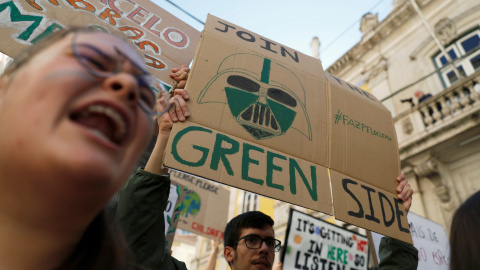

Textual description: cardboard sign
[282,209,369,270]
[0,0,200,87]
[164,181,187,251]
[370,212,450,269]
[163,14,412,243]
[170,169,229,240]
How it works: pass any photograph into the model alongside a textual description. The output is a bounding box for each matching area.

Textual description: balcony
[394,70,480,160]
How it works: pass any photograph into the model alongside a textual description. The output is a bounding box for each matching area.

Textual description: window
[242,192,258,212]
[434,29,480,87]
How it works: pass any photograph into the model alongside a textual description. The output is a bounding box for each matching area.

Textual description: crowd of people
[0,24,478,270]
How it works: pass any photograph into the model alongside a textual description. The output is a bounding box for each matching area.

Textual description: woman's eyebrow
[77,43,115,62]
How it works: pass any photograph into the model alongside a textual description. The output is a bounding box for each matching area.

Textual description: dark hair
[450,190,480,270]
[224,211,274,249]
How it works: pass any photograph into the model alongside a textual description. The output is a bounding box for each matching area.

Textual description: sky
[155,0,395,68]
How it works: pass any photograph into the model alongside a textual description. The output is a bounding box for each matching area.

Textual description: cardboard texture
[166,121,333,215]
[170,169,229,240]
[282,209,369,270]
[330,171,412,243]
[0,0,199,86]
[163,14,412,243]
[164,181,188,252]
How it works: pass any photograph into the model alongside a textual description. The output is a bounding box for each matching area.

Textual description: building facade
[326,0,480,232]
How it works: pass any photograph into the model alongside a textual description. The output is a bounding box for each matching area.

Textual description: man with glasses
[223,174,417,270]
[223,211,280,270]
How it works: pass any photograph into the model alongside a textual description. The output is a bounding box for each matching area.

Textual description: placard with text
[164,14,412,243]
[282,209,369,270]
[0,0,200,87]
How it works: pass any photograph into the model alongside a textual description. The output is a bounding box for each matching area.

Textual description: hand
[210,236,220,253]
[396,174,413,213]
[154,88,190,136]
[169,65,190,89]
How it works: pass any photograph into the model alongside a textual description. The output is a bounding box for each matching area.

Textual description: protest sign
[163,14,412,243]
[282,209,369,270]
[0,0,200,87]
[164,181,188,251]
[170,169,229,240]
[369,212,450,269]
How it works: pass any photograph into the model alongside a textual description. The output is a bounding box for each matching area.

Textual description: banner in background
[170,169,230,240]
[0,0,200,87]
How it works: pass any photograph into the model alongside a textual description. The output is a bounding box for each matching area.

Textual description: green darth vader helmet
[198,53,311,141]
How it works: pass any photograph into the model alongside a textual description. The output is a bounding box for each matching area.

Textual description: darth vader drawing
[198,53,312,141]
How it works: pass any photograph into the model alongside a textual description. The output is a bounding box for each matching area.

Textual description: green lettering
[242,143,264,185]
[171,126,211,167]
[31,23,64,43]
[289,159,318,201]
[210,133,239,175]
[337,248,343,263]
[327,245,336,261]
[266,152,285,191]
[0,1,43,41]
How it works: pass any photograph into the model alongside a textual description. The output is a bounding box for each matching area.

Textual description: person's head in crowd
[224,211,280,270]
[450,190,480,270]
[0,27,168,269]
[414,90,425,99]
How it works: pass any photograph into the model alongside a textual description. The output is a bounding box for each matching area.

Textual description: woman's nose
[103,73,139,107]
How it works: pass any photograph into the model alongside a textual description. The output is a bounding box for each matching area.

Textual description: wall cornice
[326,0,434,75]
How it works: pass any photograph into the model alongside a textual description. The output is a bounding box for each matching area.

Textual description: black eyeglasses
[234,234,281,252]
[72,33,170,117]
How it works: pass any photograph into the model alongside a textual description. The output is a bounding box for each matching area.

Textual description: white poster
[370,212,450,269]
[282,209,369,270]
[164,184,179,236]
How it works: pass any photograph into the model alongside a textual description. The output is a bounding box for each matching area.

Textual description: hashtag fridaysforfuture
[333,109,392,141]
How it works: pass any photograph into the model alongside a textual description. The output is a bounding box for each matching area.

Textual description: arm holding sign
[204,236,221,270]
[115,68,190,270]
[369,174,418,270]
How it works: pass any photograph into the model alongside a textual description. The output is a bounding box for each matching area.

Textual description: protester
[0,27,173,269]
[449,190,480,270]
[414,90,432,103]
[115,70,190,270]
[222,174,416,270]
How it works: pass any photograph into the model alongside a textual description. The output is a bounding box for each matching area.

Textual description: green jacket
[116,168,188,270]
[370,236,418,270]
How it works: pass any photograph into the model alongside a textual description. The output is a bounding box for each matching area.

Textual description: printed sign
[370,212,450,269]
[164,181,187,251]
[0,0,200,87]
[282,209,369,270]
[170,169,229,240]
[163,14,412,243]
